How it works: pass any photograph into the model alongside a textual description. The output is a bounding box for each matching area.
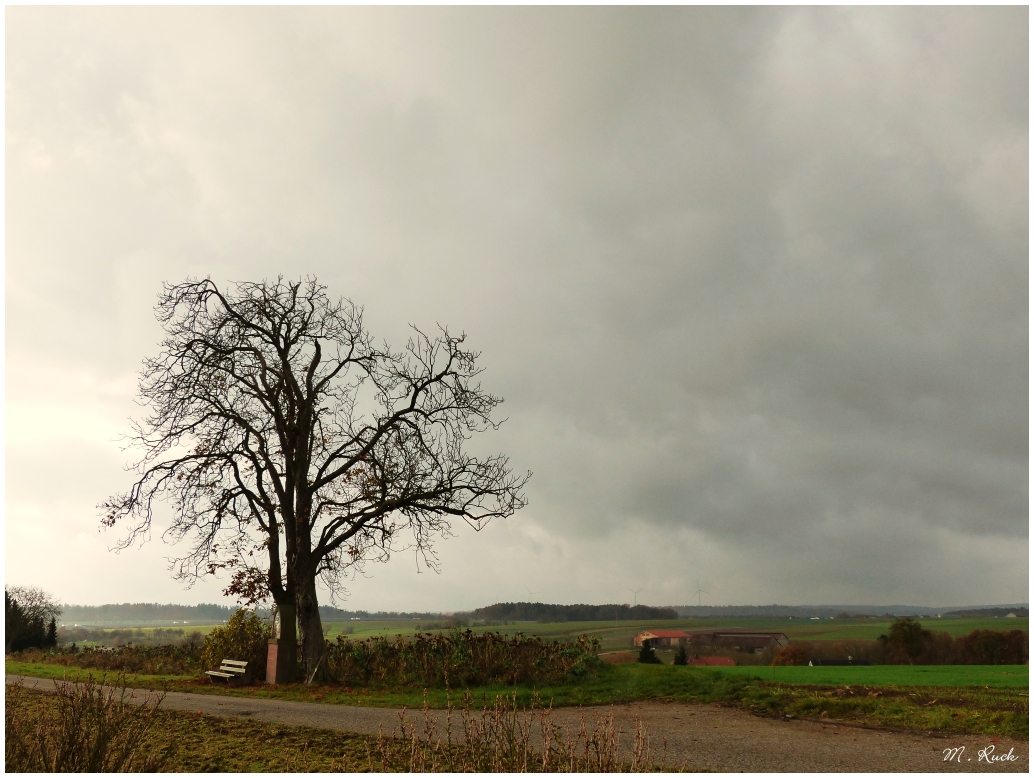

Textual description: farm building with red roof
[685,630,790,653]
[633,629,790,652]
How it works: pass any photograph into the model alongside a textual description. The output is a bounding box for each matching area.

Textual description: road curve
[6,674,1027,772]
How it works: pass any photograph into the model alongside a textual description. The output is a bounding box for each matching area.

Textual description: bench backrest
[219,660,249,672]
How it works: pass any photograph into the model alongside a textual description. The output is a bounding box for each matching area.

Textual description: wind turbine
[524,585,540,601]
[628,587,644,607]
[694,580,710,608]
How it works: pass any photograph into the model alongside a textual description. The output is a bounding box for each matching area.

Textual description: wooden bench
[205,659,250,685]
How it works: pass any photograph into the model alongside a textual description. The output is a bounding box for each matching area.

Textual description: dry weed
[370,690,663,772]
[4,674,171,772]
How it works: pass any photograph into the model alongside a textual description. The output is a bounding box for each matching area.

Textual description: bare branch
[100,276,529,682]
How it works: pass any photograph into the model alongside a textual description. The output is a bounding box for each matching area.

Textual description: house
[710,632,790,651]
[634,629,790,652]
[633,630,691,648]
[685,631,790,653]
[689,656,736,667]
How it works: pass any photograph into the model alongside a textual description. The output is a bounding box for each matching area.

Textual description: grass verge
[8,660,1028,739]
[6,683,389,772]
[6,684,664,772]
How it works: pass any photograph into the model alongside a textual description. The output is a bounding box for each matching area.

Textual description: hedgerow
[12,644,202,676]
[327,630,601,687]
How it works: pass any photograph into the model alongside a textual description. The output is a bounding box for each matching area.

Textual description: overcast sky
[6,7,1028,611]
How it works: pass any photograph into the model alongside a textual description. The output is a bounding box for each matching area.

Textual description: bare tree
[5,586,62,653]
[6,586,62,624]
[101,277,529,682]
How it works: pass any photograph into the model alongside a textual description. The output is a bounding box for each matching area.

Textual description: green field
[63,615,1027,654]
[704,663,1028,688]
[321,616,1027,651]
[59,622,224,648]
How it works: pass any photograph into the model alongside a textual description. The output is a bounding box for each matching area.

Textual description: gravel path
[7,675,1027,772]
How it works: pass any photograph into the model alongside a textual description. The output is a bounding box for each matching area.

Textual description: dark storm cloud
[479,9,1028,555]
[6,6,1026,607]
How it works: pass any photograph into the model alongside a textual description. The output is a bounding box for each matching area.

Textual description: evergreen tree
[5,591,27,652]
[673,643,688,665]
[6,587,61,652]
[637,640,661,664]
[46,617,58,648]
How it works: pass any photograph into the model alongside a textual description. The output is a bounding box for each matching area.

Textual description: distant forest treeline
[468,602,678,623]
[317,607,443,621]
[59,602,444,625]
[58,601,1028,626]
[60,603,236,624]
[671,604,1029,619]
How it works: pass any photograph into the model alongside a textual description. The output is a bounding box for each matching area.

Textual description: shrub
[871,627,1028,666]
[636,641,661,665]
[771,645,808,666]
[672,644,688,666]
[328,630,601,687]
[916,631,955,665]
[201,609,272,680]
[954,630,1028,665]
[5,675,170,772]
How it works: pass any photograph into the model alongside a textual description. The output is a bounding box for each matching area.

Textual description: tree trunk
[274,595,299,683]
[296,580,329,683]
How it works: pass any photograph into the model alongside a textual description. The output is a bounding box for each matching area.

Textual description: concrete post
[266,639,284,684]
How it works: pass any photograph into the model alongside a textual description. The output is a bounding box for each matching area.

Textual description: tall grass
[369,691,659,772]
[328,630,602,688]
[5,675,171,772]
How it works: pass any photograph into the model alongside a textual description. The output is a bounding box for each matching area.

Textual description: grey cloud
[6,6,1026,607]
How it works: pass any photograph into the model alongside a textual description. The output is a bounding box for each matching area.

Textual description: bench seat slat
[206,658,251,685]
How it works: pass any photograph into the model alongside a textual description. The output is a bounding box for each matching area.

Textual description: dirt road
[7,675,1027,772]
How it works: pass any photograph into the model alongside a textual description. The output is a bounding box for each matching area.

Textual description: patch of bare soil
[7,675,1027,772]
